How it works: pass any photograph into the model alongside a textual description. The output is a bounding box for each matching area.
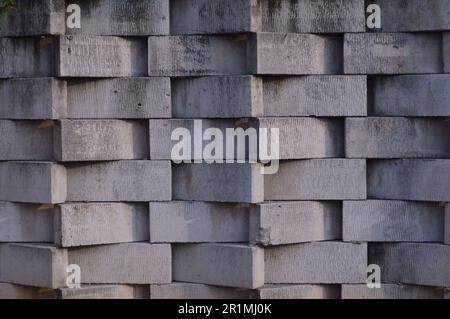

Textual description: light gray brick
[346,118,450,158]
[0,120,53,160]
[66,161,171,202]
[67,78,170,119]
[149,33,341,76]
[342,284,444,299]
[252,285,340,299]
[371,75,450,116]
[0,202,53,243]
[173,163,263,203]
[264,76,367,117]
[54,120,149,161]
[370,0,450,32]
[57,35,147,77]
[368,160,450,202]
[0,0,65,36]
[265,159,366,200]
[0,37,55,78]
[370,243,450,287]
[171,0,365,34]
[149,201,249,243]
[0,78,67,119]
[250,201,341,246]
[265,242,367,284]
[55,203,149,247]
[343,200,444,242]
[173,244,264,289]
[69,243,171,284]
[66,0,169,36]
[172,76,263,118]
[151,283,250,299]
[0,244,67,288]
[344,33,442,74]
[0,162,66,204]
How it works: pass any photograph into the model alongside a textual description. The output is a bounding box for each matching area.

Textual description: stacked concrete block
[1,0,449,299]
[0,0,171,299]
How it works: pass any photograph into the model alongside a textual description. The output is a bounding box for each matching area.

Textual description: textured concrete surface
[0,0,448,300]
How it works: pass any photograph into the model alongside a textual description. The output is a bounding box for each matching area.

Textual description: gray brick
[55,203,149,247]
[69,243,171,284]
[445,204,450,245]
[0,0,65,36]
[0,162,66,204]
[265,242,367,284]
[0,202,53,243]
[151,283,250,299]
[371,75,450,116]
[67,78,170,119]
[54,120,149,161]
[0,120,53,160]
[342,284,444,299]
[0,244,67,289]
[57,35,147,77]
[149,201,249,243]
[173,244,264,289]
[171,0,364,34]
[0,283,40,299]
[370,243,450,287]
[0,78,66,119]
[264,76,367,117]
[368,160,450,202]
[0,37,55,78]
[265,159,366,200]
[346,118,450,158]
[343,200,444,242]
[252,285,340,299]
[344,33,442,74]
[172,76,263,118]
[173,163,263,203]
[66,0,169,36]
[149,33,341,76]
[250,201,341,246]
[370,0,450,32]
[66,161,171,202]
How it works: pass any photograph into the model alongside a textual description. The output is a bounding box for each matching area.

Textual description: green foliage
[0,0,15,18]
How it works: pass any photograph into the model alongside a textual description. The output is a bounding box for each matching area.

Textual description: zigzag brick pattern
[0,0,448,299]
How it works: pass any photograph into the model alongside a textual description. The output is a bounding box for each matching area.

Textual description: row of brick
[1,201,448,247]
[2,75,450,119]
[1,282,450,299]
[1,33,450,77]
[0,242,448,289]
[0,160,448,203]
[3,0,450,37]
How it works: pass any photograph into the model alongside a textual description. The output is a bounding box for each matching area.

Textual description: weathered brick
[55,203,148,247]
[371,75,450,116]
[69,243,171,284]
[343,200,444,242]
[344,33,442,74]
[173,244,264,289]
[370,243,450,287]
[265,242,367,284]
[265,160,366,200]
[54,120,149,161]
[346,118,450,158]
[149,201,249,243]
[66,161,171,202]
[0,244,67,289]
[368,160,450,202]
[0,162,66,204]
[250,201,341,246]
